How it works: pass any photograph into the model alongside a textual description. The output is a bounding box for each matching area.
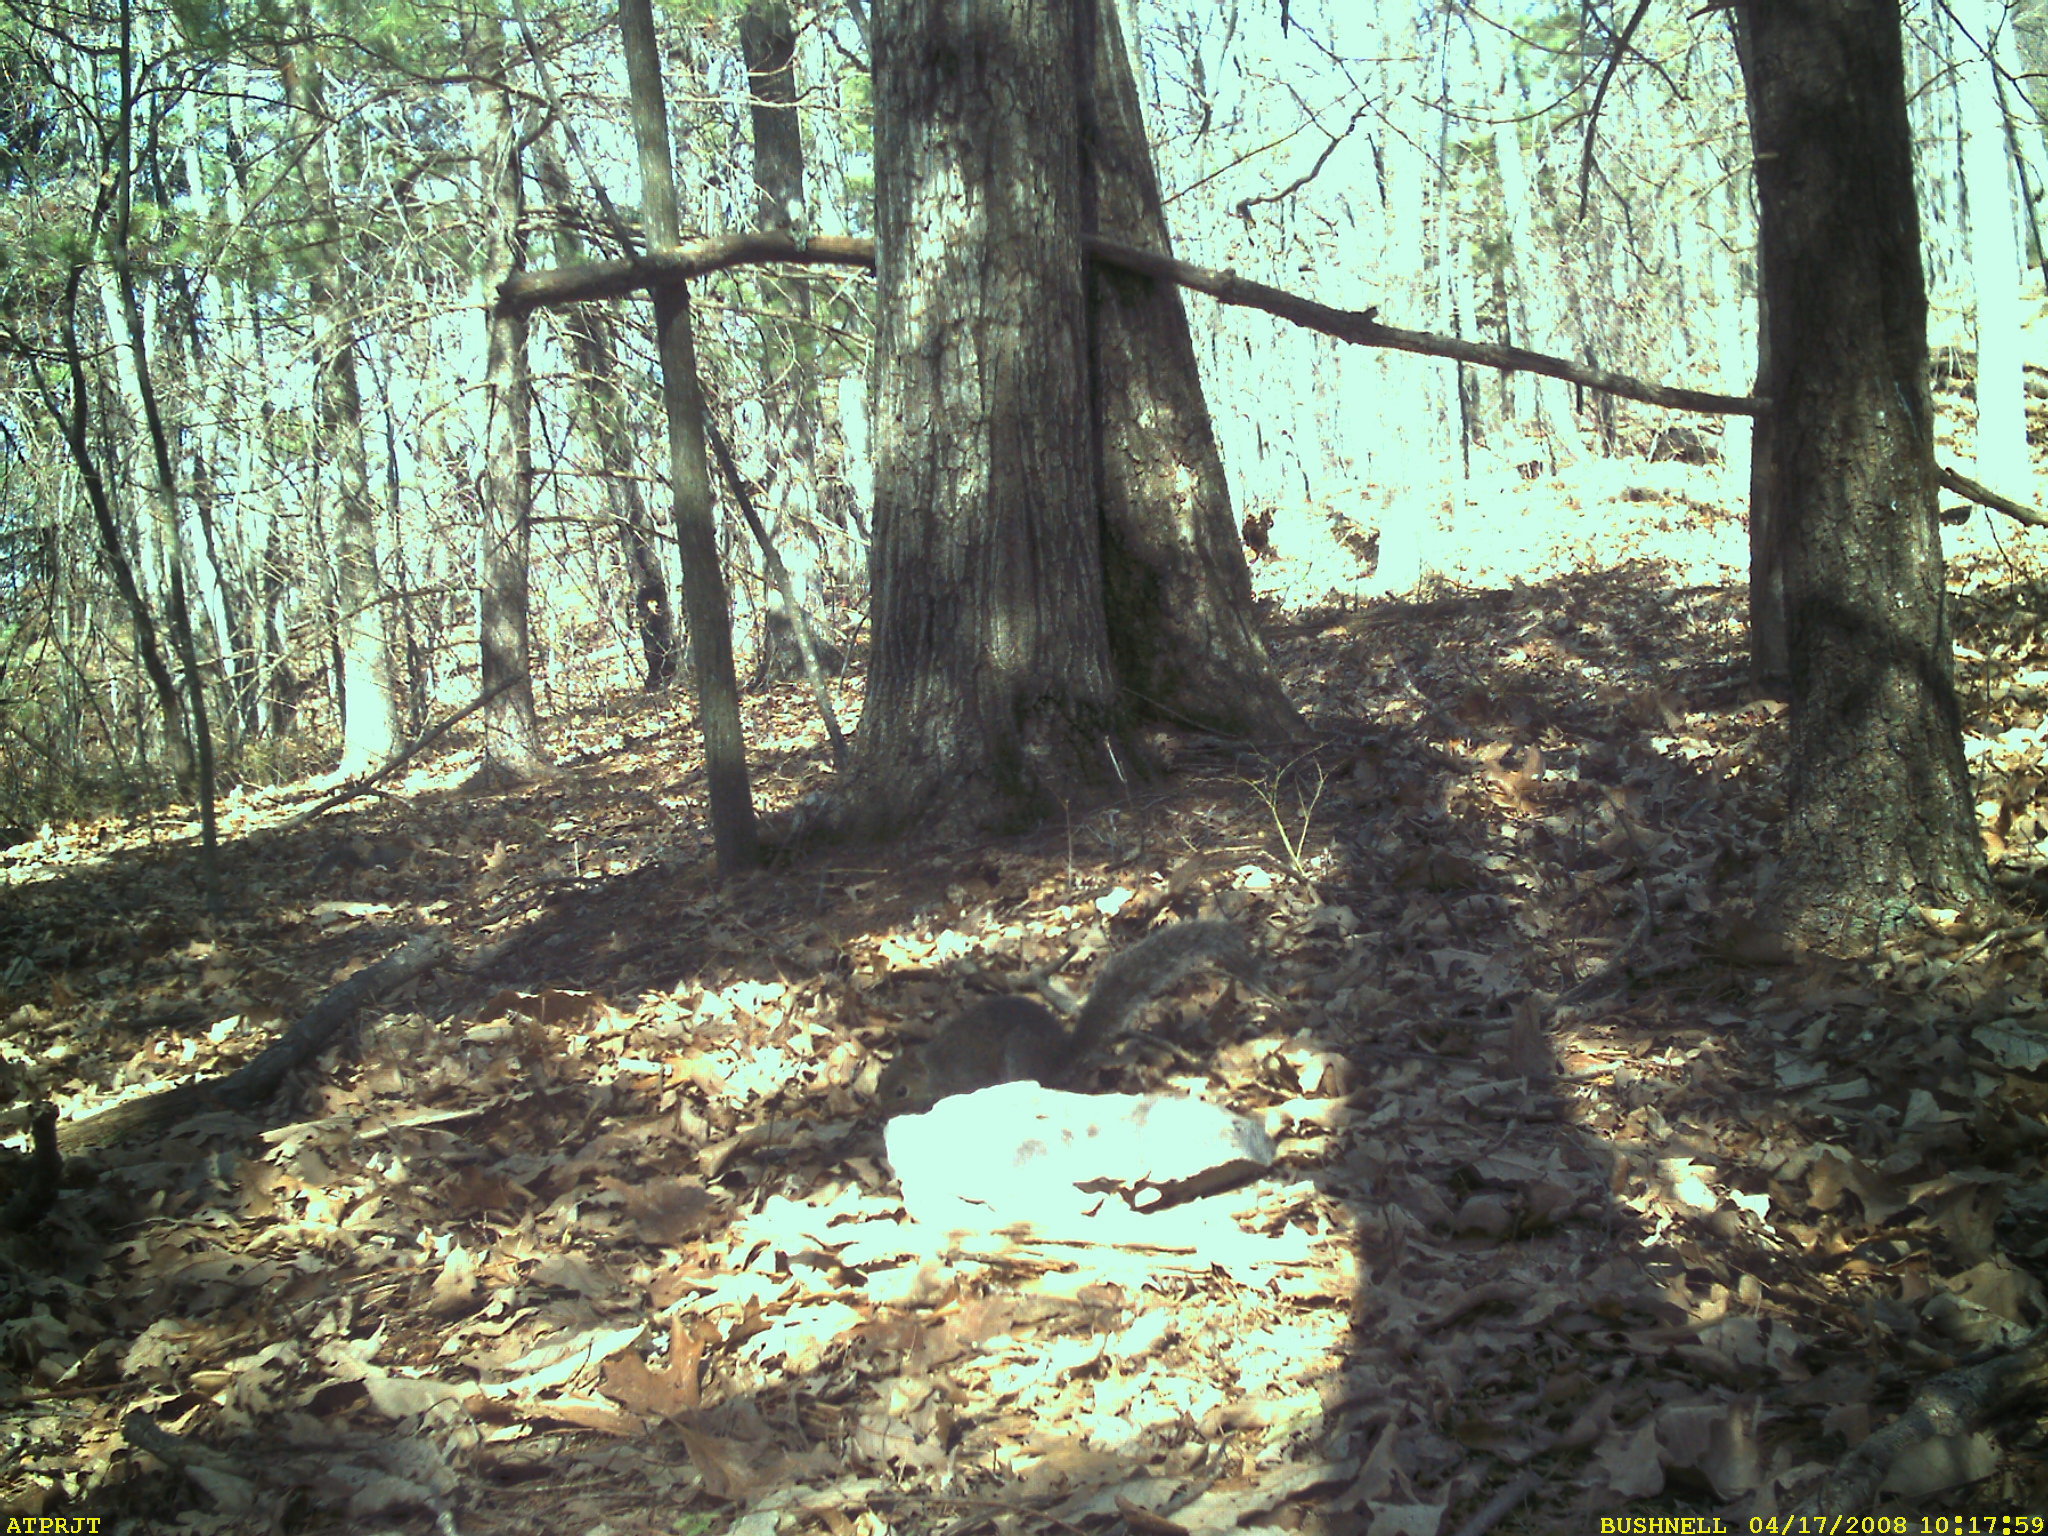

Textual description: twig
[1452,1469,1544,1536]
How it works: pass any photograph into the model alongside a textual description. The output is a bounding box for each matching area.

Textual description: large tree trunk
[619,0,758,870]
[1747,0,1997,947]
[282,19,402,779]
[534,141,679,692]
[1085,1,1299,741]
[469,6,552,782]
[853,0,1122,834]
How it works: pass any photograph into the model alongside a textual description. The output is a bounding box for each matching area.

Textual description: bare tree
[468,2,553,782]
[739,0,831,684]
[283,4,403,778]
[846,0,1123,835]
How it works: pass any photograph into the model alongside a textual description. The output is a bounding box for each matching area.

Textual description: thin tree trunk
[1747,0,1997,947]
[1729,13,1788,687]
[534,140,679,692]
[1955,0,2031,501]
[469,4,553,781]
[281,20,402,777]
[42,267,191,785]
[181,79,261,740]
[706,415,847,767]
[103,7,219,908]
[740,0,828,684]
[222,76,298,742]
[1483,42,1590,468]
[619,0,758,870]
[155,102,248,749]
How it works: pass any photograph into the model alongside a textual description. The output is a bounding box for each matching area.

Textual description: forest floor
[7,441,2048,1533]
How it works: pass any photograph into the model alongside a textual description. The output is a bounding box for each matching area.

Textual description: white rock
[884,1081,1276,1234]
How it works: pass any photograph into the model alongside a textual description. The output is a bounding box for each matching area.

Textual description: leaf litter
[7,481,2048,1529]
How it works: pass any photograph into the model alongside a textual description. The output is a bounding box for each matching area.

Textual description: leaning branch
[498,231,872,314]
[287,672,524,828]
[498,230,1764,418]
[1938,465,2048,529]
[1085,234,1765,417]
[504,234,2048,499]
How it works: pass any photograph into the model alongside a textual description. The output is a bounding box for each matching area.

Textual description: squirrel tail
[1061,920,1254,1080]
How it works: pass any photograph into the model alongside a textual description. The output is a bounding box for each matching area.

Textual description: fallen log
[57,932,449,1156]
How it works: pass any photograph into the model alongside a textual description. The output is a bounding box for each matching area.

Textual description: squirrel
[875,920,1255,1112]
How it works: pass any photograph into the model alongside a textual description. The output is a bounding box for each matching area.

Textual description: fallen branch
[498,230,873,313]
[288,674,523,828]
[1789,1328,2048,1513]
[59,932,449,1155]
[1086,234,1763,417]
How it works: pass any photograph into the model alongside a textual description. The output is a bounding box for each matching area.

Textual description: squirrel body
[876,920,1252,1111]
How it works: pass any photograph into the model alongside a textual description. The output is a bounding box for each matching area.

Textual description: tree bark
[852,0,1122,834]
[1727,13,1789,688]
[1747,0,1997,947]
[1085,0,1300,741]
[469,6,553,782]
[619,0,759,870]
